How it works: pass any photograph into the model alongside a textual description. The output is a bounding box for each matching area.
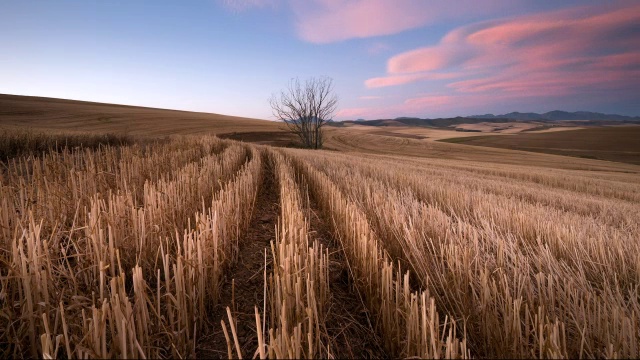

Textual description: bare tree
[269,76,338,149]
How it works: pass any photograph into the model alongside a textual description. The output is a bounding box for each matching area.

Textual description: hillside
[3,94,639,173]
[0,93,285,141]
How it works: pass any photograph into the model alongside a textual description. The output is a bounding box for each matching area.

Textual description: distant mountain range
[334,110,640,128]
[337,117,513,128]
[469,111,640,121]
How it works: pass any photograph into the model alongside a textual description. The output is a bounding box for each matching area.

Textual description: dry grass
[282,147,640,358]
[1,118,639,358]
[258,150,330,358]
[288,150,469,358]
[0,128,134,160]
[1,135,263,358]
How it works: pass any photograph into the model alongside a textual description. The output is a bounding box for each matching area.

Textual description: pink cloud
[365,0,640,104]
[449,67,639,96]
[387,49,446,73]
[359,96,382,100]
[336,94,460,120]
[388,43,474,74]
[591,52,640,70]
[292,0,432,43]
[365,72,461,88]
[404,95,453,109]
[291,0,516,43]
[219,0,529,44]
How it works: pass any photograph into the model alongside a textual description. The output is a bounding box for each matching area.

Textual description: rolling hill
[0,93,284,140]
[3,93,640,172]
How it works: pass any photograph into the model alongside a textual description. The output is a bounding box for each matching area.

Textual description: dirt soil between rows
[196,154,386,358]
[197,153,279,358]
[303,181,388,358]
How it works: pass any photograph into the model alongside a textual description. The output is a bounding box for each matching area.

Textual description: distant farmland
[440,126,640,165]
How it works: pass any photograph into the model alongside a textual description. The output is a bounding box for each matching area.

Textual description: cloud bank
[356,2,640,118]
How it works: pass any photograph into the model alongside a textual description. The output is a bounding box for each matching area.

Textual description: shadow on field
[218,131,339,151]
[218,131,299,147]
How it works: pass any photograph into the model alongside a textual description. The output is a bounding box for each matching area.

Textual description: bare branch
[269,76,338,149]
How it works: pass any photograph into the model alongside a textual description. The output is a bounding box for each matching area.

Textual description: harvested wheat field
[440,126,640,165]
[1,123,639,359]
[5,0,640,357]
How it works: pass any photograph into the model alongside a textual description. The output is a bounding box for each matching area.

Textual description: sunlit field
[4,0,640,357]
[1,127,638,358]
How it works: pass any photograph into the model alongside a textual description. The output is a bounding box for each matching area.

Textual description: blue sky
[1,0,638,120]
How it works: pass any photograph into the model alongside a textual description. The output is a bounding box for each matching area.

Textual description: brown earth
[217,131,298,147]
[324,129,640,173]
[439,126,640,165]
[196,154,386,358]
[197,153,278,358]
[303,186,387,358]
[369,130,426,139]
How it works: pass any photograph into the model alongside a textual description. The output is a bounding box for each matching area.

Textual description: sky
[1,0,639,120]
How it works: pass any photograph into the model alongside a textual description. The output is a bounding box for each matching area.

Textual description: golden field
[1,95,639,358]
[0,94,282,138]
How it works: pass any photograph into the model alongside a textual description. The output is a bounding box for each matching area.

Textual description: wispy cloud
[404,95,453,108]
[292,0,518,43]
[215,0,640,119]
[350,2,640,119]
[368,1,640,98]
[348,1,637,120]
[338,94,456,119]
[365,72,461,88]
[221,0,517,43]
[292,0,432,43]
